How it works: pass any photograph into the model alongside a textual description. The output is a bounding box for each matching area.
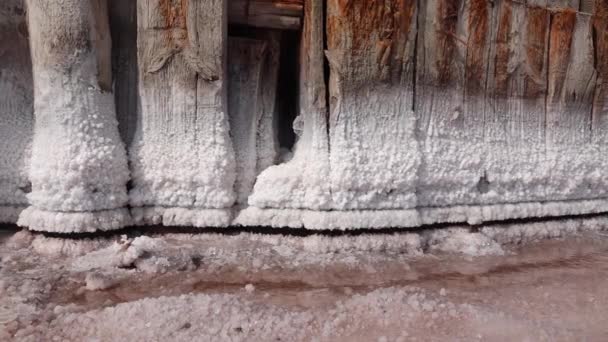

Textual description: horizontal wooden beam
[229,0,303,30]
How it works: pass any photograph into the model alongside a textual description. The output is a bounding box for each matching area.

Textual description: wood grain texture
[228,37,267,203]
[592,0,608,141]
[255,31,280,174]
[21,0,131,230]
[229,0,303,29]
[416,0,465,139]
[130,0,236,211]
[0,0,33,214]
[327,0,419,209]
[415,0,489,206]
[485,1,549,145]
[546,10,596,145]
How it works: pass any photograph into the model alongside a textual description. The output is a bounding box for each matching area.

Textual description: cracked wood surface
[130,0,237,211]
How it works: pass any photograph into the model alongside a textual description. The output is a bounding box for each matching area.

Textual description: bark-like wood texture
[228,37,271,203]
[229,0,303,30]
[20,0,131,232]
[130,0,236,227]
[412,0,608,208]
[0,0,33,223]
[327,0,419,210]
[592,0,608,142]
[5,0,608,231]
[415,0,493,206]
[255,32,281,175]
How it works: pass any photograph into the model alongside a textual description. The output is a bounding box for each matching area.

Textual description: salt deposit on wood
[17,0,131,232]
[0,0,32,224]
[129,0,236,227]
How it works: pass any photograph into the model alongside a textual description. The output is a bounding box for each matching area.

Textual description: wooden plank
[21,0,131,231]
[481,1,553,203]
[529,0,580,8]
[546,10,596,145]
[592,0,608,142]
[299,0,327,139]
[91,0,113,92]
[0,0,33,219]
[580,0,595,12]
[463,0,493,141]
[228,38,267,203]
[131,0,236,215]
[485,1,549,145]
[327,0,419,209]
[416,0,466,139]
[548,0,580,8]
[229,0,303,30]
[416,0,495,206]
[256,32,281,174]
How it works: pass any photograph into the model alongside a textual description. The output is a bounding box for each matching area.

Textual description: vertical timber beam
[416,0,493,206]
[482,1,552,202]
[546,9,596,146]
[228,38,267,203]
[227,32,281,204]
[543,7,607,201]
[0,0,33,223]
[255,32,281,175]
[326,0,419,210]
[130,0,236,227]
[591,0,608,142]
[486,1,549,146]
[19,0,132,233]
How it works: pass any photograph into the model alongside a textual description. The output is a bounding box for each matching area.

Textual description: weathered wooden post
[228,35,280,203]
[414,0,608,224]
[18,0,131,232]
[0,0,32,223]
[326,0,419,211]
[129,0,236,227]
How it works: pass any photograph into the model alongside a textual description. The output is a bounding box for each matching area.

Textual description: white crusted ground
[1,221,608,341]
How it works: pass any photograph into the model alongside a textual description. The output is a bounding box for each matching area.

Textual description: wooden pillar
[0,0,33,223]
[591,0,608,142]
[326,0,419,210]
[19,0,131,232]
[416,0,486,206]
[255,32,281,175]
[130,0,236,227]
[546,9,596,146]
[228,37,270,203]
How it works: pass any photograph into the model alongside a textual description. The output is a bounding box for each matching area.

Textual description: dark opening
[228,25,301,151]
[275,30,300,150]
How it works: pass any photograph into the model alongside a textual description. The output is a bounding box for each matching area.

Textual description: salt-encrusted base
[131,207,233,228]
[234,198,608,230]
[17,207,132,233]
[234,207,419,230]
[0,206,25,224]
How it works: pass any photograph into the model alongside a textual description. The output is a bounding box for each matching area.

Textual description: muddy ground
[1,223,608,341]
